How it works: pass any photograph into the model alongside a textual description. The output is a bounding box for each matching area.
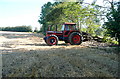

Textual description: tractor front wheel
[69,32,82,45]
[46,35,58,46]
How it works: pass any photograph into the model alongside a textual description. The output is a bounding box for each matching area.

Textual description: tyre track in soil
[0,31,119,77]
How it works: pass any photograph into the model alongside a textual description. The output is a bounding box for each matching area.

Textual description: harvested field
[0,31,119,77]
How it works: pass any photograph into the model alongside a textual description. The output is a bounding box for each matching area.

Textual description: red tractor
[44,22,83,46]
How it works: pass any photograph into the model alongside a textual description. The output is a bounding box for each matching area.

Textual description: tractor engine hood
[47,31,55,33]
[47,31,62,34]
[46,31,63,36]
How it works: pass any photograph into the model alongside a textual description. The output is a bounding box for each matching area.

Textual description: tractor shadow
[25,43,48,46]
[25,43,69,46]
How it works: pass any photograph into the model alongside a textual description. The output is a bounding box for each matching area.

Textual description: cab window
[61,25,65,31]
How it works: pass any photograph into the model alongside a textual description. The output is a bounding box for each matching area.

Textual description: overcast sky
[0,0,112,30]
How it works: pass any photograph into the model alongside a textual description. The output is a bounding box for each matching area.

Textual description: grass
[2,47,118,77]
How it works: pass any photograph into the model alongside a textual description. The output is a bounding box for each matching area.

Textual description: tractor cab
[61,22,78,31]
[46,22,79,36]
[44,22,82,46]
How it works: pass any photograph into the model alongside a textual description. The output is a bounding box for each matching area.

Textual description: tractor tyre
[46,35,58,46]
[69,32,82,45]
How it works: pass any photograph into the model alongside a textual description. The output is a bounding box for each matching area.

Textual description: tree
[104,1,120,46]
[38,2,52,34]
[39,1,101,35]
[38,2,60,35]
[52,2,100,34]
[1,26,32,32]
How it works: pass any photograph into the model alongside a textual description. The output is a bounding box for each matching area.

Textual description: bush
[102,36,118,44]
[0,27,3,31]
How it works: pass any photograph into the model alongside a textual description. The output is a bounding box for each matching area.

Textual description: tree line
[0,25,32,32]
[38,0,120,46]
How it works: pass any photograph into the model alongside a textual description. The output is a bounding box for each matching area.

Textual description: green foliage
[38,1,101,36]
[104,1,120,46]
[38,2,60,34]
[112,40,119,45]
[102,36,118,45]
[95,27,106,37]
[1,25,32,32]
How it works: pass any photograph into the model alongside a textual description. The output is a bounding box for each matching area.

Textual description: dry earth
[0,31,119,77]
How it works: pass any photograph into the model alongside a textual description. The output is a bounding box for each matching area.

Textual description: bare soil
[0,31,119,77]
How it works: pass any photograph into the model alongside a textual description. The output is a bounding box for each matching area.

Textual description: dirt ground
[0,31,119,77]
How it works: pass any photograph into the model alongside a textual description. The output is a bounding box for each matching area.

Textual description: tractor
[43,22,83,46]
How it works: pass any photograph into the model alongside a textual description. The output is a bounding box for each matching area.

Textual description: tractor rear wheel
[69,32,82,45]
[46,35,58,46]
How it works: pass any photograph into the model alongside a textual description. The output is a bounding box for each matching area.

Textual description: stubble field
[0,31,119,77]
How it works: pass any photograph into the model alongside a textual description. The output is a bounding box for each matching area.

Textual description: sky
[0,0,111,30]
[0,0,54,30]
